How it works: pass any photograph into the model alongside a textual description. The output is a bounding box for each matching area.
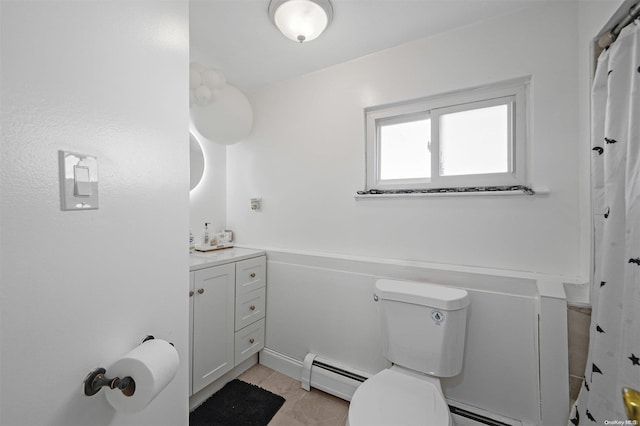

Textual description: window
[365,78,528,192]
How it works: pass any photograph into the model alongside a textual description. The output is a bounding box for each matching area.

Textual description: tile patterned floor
[238,363,350,426]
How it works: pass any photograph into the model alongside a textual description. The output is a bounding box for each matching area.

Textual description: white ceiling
[190,0,541,93]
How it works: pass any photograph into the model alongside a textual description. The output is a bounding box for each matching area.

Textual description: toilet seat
[348,368,451,426]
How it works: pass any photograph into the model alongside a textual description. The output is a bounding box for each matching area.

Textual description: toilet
[348,279,470,426]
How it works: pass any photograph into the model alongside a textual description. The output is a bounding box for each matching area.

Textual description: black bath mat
[190,379,286,426]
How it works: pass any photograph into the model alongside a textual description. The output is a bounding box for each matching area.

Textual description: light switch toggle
[74,165,92,196]
[58,150,99,211]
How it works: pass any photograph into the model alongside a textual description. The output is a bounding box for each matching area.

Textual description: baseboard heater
[448,401,522,426]
[301,353,369,401]
[300,352,521,426]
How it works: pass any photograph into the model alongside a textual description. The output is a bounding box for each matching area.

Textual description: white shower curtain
[569,20,640,425]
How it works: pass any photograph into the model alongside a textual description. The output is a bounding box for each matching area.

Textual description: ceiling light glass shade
[269,0,333,43]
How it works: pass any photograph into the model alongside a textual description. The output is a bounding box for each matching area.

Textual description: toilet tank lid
[375,279,469,310]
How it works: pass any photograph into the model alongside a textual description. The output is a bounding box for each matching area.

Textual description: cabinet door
[192,263,235,394]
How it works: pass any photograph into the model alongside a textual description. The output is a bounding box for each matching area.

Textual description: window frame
[365,78,529,192]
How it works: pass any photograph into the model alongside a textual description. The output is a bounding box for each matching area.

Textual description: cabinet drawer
[235,256,266,295]
[235,286,266,331]
[235,318,265,365]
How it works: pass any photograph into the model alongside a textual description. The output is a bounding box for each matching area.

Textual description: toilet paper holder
[83,367,135,397]
[82,335,159,398]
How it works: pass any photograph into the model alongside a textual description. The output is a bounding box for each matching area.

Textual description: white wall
[188,32,231,243]
[189,127,227,245]
[0,2,189,425]
[227,2,586,284]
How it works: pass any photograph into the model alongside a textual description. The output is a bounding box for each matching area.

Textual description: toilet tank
[375,279,470,377]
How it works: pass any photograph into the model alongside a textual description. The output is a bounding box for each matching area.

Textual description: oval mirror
[190,132,205,191]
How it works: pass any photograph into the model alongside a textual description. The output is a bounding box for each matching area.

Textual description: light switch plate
[59,150,99,210]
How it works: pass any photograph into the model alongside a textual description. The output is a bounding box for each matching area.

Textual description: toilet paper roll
[105,339,179,413]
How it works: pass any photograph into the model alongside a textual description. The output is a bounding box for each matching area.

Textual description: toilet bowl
[347,279,469,426]
[348,366,451,426]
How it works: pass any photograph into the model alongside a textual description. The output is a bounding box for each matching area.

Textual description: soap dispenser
[202,222,211,246]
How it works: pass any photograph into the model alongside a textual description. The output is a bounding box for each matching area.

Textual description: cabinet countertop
[189,247,265,272]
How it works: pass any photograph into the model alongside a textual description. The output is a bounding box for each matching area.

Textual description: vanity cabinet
[189,251,266,396]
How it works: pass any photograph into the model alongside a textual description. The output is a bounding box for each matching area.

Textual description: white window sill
[354,186,549,200]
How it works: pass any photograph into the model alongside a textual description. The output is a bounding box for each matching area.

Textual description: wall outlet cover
[250,198,261,211]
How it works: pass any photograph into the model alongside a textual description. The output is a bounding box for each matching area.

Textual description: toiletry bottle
[202,222,211,246]
[189,229,195,253]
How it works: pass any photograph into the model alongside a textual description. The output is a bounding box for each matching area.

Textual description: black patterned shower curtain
[569,19,640,425]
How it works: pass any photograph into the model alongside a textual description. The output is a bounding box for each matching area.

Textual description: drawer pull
[197,288,204,294]
[249,338,255,344]
[250,273,256,278]
[189,291,194,297]
[249,305,256,311]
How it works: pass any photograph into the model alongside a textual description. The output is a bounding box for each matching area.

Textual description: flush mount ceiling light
[268,0,333,43]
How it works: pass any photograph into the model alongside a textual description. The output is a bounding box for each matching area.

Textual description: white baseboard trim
[259,347,304,382]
